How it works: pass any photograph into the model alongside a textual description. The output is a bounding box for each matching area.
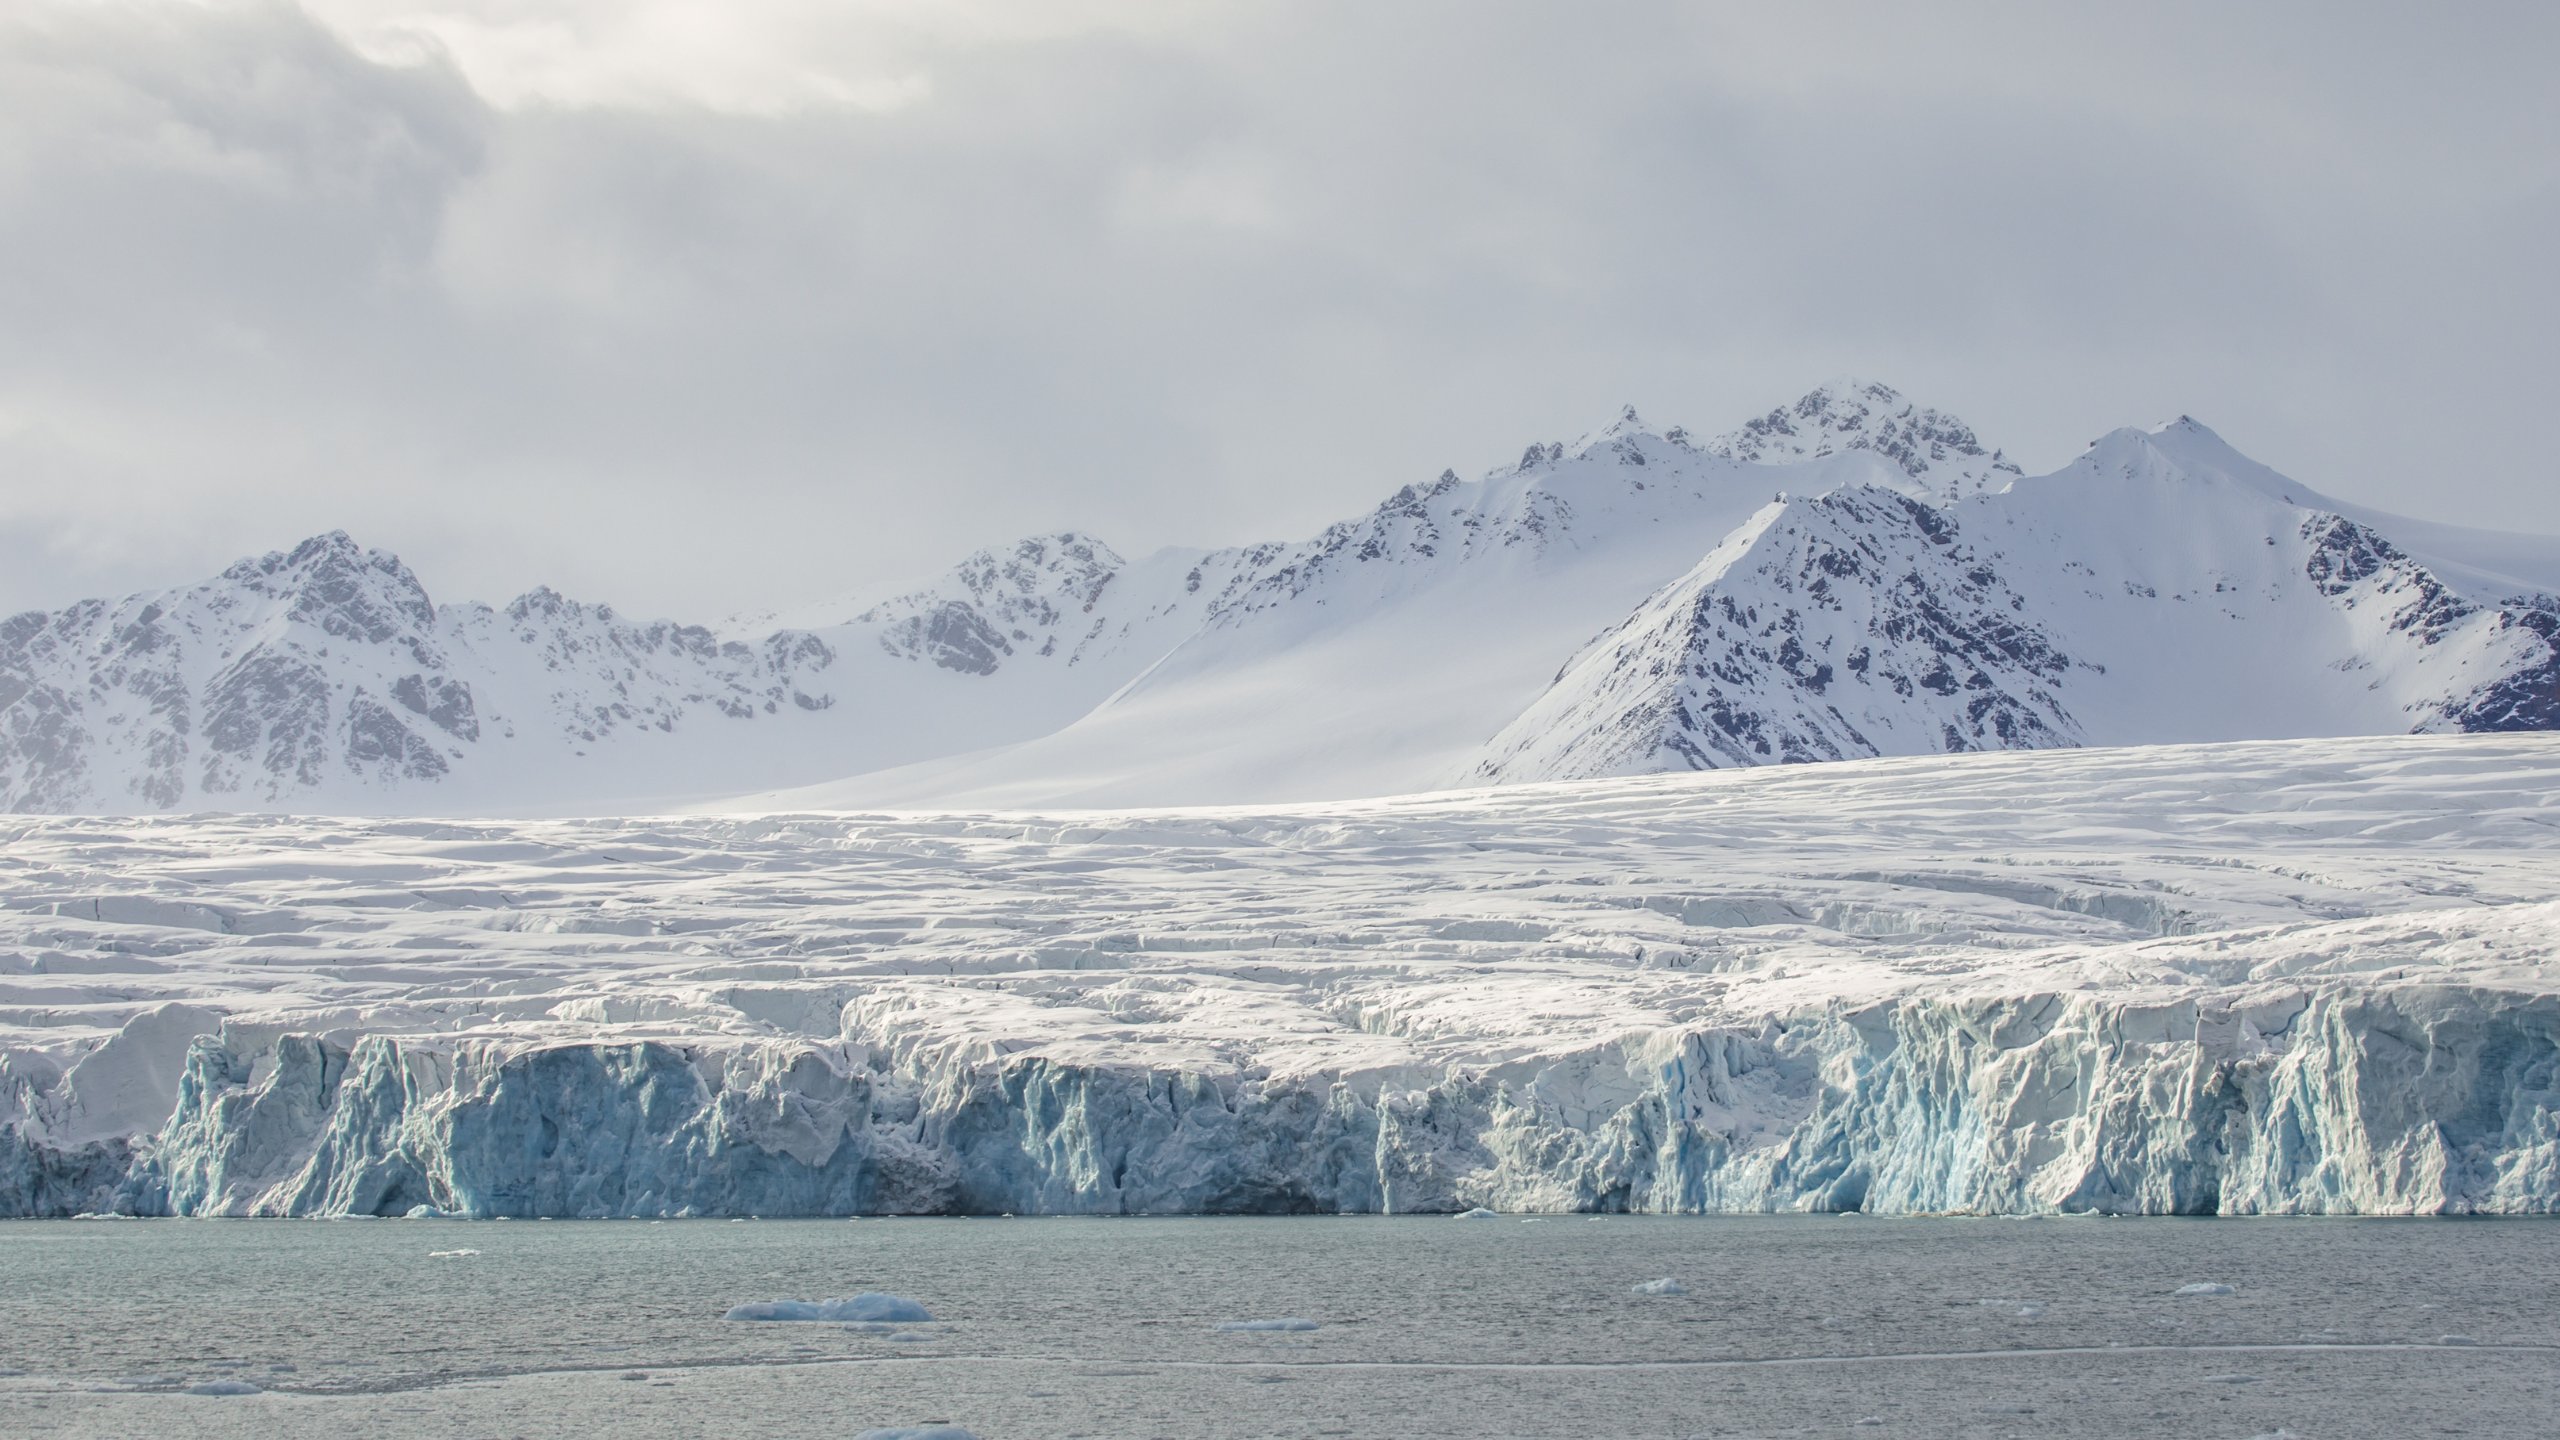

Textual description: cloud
[1,0,2554,622]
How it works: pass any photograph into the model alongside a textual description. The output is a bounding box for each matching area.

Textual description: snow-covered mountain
[1475,418,2560,784]
[1473,487,2084,781]
[4,380,2556,813]
[767,407,1936,807]
[0,533,837,812]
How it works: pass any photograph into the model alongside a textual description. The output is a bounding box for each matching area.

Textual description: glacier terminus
[5,733,2560,1219]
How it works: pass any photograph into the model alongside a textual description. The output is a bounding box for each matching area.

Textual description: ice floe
[723,1294,934,1324]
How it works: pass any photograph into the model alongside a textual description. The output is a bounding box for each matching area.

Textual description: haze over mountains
[3,379,2556,815]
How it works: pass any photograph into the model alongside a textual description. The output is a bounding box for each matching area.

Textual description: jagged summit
[857,531,1133,675]
[1706,377,2022,502]
[210,530,438,638]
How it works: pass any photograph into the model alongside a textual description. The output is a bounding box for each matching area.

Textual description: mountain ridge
[5,382,2557,813]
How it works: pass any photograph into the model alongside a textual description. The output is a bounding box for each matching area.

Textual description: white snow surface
[3,733,2560,1216]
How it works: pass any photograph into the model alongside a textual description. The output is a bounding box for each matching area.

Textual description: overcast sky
[2,0,2554,621]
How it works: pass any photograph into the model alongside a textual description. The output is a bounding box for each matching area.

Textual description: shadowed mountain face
[4,383,2557,813]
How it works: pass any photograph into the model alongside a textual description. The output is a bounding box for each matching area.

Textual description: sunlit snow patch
[724,1294,934,1323]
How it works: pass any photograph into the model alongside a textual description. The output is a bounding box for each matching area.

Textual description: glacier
[5,733,2560,1217]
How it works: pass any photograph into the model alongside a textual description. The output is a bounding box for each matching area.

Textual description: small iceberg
[2174,1282,2237,1298]
[724,1294,934,1324]
[185,1379,263,1397]
[1452,1207,1499,1220]
[1631,1278,1687,1297]
[427,1249,480,1259]
[1214,1319,1319,1332]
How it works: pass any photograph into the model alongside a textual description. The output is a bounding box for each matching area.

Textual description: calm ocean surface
[0,1215,2553,1438]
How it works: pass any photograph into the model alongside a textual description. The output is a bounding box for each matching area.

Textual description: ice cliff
[41,983,2551,1218]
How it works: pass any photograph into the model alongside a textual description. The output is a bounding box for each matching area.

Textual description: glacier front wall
[7,986,2558,1218]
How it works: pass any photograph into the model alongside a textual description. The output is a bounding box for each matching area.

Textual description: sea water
[0,1216,2553,1438]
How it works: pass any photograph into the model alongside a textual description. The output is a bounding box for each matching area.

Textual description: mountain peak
[1705,378,2021,502]
[217,530,436,639]
[1558,402,1687,469]
[2060,417,2336,513]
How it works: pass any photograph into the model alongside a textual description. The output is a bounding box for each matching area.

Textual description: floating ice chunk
[852,1429,979,1440]
[186,1379,263,1396]
[1214,1319,1319,1332]
[1631,1278,1687,1296]
[1452,1207,1499,1220]
[2174,1282,2236,1297]
[428,1249,479,1259]
[724,1294,934,1324]
[2438,1334,2478,1346]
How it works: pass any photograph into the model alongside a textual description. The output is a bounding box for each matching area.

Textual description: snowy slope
[758,410,1928,807]
[1475,418,2560,782]
[7,733,2560,1216]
